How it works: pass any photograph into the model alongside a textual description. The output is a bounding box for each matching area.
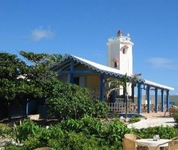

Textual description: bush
[59,116,129,149]
[105,119,130,149]
[47,82,109,120]
[10,116,130,149]
[0,123,12,137]
[90,99,109,118]
[14,119,41,142]
[173,112,178,123]
[131,125,178,139]
[59,115,106,137]
[128,114,141,123]
[13,119,65,149]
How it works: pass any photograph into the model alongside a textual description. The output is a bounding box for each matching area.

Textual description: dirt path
[128,112,175,129]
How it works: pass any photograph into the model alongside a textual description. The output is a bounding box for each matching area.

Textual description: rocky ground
[0,136,22,149]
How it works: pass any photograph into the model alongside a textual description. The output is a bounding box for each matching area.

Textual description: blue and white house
[52,30,174,115]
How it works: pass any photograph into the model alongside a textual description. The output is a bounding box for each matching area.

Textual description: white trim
[145,80,174,91]
[62,54,131,78]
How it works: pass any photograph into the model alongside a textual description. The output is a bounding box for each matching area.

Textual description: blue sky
[1,0,178,95]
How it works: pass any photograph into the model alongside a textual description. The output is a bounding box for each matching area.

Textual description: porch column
[146,85,150,113]
[137,83,142,114]
[112,90,116,103]
[155,87,158,113]
[166,90,170,111]
[131,84,135,103]
[70,59,74,84]
[99,73,105,101]
[161,89,164,112]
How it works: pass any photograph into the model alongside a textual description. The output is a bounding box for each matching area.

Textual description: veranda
[53,54,174,115]
[108,98,166,114]
[108,102,164,114]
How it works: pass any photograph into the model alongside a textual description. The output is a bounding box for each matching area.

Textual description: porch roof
[52,54,174,91]
[52,54,138,80]
[144,80,174,91]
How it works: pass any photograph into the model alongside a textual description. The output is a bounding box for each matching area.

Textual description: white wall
[106,31,134,95]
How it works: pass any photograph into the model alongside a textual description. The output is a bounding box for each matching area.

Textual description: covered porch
[109,81,174,115]
[52,54,174,115]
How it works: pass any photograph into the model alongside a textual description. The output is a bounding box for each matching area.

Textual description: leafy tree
[17,51,62,118]
[0,51,109,121]
[0,52,27,120]
[0,51,62,120]
[19,51,62,80]
[46,78,109,120]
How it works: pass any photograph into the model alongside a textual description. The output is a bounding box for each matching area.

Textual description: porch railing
[108,102,137,114]
[108,102,166,114]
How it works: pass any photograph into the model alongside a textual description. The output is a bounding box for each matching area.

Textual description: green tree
[46,78,109,120]
[19,51,62,80]
[0,52,27,120]
[0,51,108,121]
[17,51,62,118]
[0,51,62,120]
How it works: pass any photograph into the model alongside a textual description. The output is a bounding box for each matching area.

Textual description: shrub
[128,114,141,123]
[47,82,109,120]
[12,119,65,149]
[64,132,98,150]
[131,125,178,139]
[105,119,130,149]
[53,115,129,149]
[90,99,109,118]
[7,116,131,150]
[4,143,24,150]
[59,115,105,136]
[173,112,178,123]
[0,123,12,137]
[14,119,41,142]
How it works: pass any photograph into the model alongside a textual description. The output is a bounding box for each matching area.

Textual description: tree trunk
[125,93,128,119]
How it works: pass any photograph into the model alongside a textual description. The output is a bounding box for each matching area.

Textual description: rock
[0,137,22,147]
[29,114,40,120]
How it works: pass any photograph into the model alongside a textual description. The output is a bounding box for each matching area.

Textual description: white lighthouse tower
[106,30,134,96]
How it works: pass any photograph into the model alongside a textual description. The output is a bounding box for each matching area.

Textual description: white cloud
[29,27,55,42]
[147,57,178,70]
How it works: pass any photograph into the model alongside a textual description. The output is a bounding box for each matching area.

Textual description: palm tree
[106,73,140,119]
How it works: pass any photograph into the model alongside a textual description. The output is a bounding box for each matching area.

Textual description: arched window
[123,48,126,54]
[121,46,128,54]
[114,62,117,68]
[113,57,119,68]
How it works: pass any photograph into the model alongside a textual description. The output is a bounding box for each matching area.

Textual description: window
[121,46,128,54]
[74,77,79,85]
[114,62,118,68]
[113,57,119,68]
[123,48,126,54]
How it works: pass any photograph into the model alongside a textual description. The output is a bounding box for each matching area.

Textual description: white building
[106,30,134,96]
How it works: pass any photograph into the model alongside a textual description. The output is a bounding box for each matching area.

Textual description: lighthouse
[106,30,134,96]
